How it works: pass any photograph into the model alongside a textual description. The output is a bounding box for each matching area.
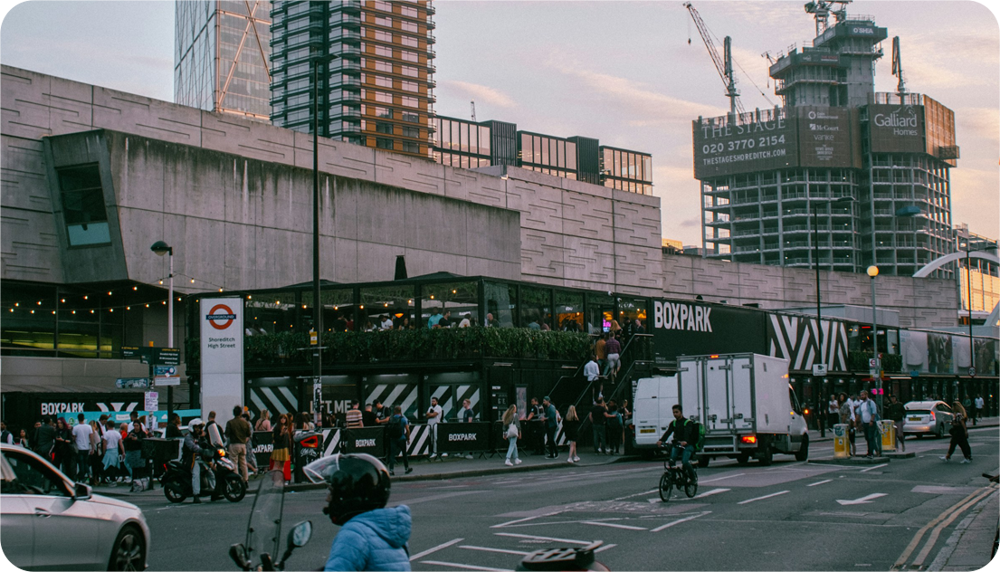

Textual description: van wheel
[698,455,710,468]
[736,453,750,465]
[794,436,809,462]
[758,442,773,466]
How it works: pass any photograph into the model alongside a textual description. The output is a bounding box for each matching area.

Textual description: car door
[2,448,101,570]
[1,453,35,569]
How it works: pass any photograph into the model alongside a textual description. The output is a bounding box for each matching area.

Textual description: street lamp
[866,265,881,414]
[151,240,174,420]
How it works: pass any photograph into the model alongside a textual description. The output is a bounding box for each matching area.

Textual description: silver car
[903,400,954,438]
[0,444,150,570]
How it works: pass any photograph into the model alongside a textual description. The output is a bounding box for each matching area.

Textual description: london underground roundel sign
[206,304,237,330]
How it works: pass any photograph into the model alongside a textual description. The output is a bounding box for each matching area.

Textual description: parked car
[903,400,954,438]
[0,444,150,570]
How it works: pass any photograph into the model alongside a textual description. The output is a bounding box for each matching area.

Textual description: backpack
[690,420,706,452]
[388,415,405,440]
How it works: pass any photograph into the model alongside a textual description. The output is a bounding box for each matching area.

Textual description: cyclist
[655,404,699,479]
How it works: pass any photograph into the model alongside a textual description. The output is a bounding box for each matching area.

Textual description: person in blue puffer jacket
[304,453,411,572]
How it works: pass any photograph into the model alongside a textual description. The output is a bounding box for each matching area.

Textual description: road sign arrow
[836,493,887,506]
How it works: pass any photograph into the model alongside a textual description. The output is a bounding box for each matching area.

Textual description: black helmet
[303,454,390,525]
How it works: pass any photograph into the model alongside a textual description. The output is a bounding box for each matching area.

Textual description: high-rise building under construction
[696,4,958,278]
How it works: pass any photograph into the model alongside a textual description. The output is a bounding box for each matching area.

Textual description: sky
[1,0,997,248]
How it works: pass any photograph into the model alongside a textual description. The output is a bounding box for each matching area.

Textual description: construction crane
[471,101,477,122]
[891,36,906,96]
[683,2,744,117]
[804,0,851,36]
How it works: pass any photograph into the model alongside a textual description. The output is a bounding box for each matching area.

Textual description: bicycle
[984,472,999,559]
[659,444,698,502]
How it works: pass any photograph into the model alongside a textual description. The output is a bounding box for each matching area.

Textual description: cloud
[679,218,701,228]
[956,107,1000,144]
[439,80,517,109]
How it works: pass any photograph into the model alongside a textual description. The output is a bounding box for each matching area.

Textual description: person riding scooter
[183,418,217,503]
[304,454,411,571]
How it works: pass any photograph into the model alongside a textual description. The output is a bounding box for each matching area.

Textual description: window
[374,91,393,103]
[374,30,393,42]
[519,286,552,330]
[401,80,418,92]
[374,15,392,27]
[2,450,71,497]
[401,35,419,48]
[376,138,394,150]
[421,282,478,329]
[401,65,419,78]
[401,95,419,108]
[374,61,393,73]
[400,5,418,18]
[402,111,419,123]
[403,126,420,138]
[372,106,392,118]
[403,141,419,154]
[401,20,418,33]
[57,164,111,246]
[401,50,419,62]
[373,0,393,12]
[375,45,393,58]
[374,75,393,88]
[376,122,393,134]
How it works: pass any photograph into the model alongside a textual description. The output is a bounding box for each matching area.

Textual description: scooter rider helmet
[304,453,390,525]
[188,417,204,433]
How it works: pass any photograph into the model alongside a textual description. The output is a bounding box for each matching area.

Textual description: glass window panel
[421,282,478,328]
[566,141,577,171]
[520,133,533,162]
[519,286,552,330]
[557,140,565,168]
[57,164,111,247]
[554,290,584,332]
[540,137,549,166]
[452,122,461,151]
[484,281,516,327]
[479,126,490,155]
[643,156,652,182]
[360,285,417,330]
[616,297,648,336]
[439,119,450,147]
[460,155,469,169]
[587,291,615,334]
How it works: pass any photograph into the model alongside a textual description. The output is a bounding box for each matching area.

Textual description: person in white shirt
[101,420,124,484]
[380,315,394,330]
[426,397,443,459]
[974,395,985,425]
[857,391,879,458]
[458,313,472,328]
[71,414,94,479]
[584,355,600,382]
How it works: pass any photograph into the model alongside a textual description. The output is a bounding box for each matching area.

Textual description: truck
[632,353,808,466]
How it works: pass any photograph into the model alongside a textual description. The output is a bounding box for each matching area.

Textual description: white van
[633,353,808,466]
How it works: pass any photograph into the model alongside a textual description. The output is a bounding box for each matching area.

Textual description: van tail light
[741,435,757,444]
[930,411,936,421]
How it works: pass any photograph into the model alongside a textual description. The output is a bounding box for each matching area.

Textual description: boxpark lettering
[653,301,713,333]
[448,433,478,442]
[41,403,86,415]
[355,439,376,448]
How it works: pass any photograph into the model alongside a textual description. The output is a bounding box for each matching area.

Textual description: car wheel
[224,476,246,502]
[109,525,145,571]
[795,436,810,462]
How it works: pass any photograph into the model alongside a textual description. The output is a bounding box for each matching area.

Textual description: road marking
[892,486,994,569]
[700,472,745,483]
[807,479,832,487]
[651,511,711,532]
[613,489,658,501]
[410,538,464,561]
[403,490,481,505]
[420,560,510,571]
[595,544,617,553]
[912,488,992,567]
[686,488,729,499]
[459,545,530,556]
[494,533,593,545]
[581,521,647,531]
[837,493,886,506]
[491,511,563,529]
[737,490,789,505]
[911,485,980,495]
[859,463,888,473]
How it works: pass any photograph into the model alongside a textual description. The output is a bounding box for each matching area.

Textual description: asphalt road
[134,426,999,571]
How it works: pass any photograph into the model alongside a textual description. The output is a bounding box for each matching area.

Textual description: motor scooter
[162,446,246,503]
[229,470,312,571]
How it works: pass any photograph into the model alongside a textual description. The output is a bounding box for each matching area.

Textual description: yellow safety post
[880,420,896,452]
[833,423,850,458]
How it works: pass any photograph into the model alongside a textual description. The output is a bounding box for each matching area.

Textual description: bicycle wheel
[684,469,699,498]
[659,471,674,502]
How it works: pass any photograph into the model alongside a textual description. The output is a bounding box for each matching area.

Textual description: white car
[903,400,955,438]
[0,444,150,570]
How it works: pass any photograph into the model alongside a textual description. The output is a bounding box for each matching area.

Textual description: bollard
[833,423,850,458]
[880,420,896,452]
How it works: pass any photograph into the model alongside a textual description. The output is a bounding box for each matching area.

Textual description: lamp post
[811,196,853,437]
[150,240,173,418]
[866,265,881,415]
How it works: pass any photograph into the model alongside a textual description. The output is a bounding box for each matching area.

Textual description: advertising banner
[200,298,244,427]
[650,300,767,365]
[251,430,273,468]
[868,104,925,154]
[766,314,849,373]
[692,112,798,179]
[436,422,491,454]
[341,427,387,457]
[794,106,861,169]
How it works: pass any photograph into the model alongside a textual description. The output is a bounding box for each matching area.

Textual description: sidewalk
[90,448,631,498]
[805,416,999,445]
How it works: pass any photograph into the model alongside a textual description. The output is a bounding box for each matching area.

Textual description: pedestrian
[542,396,560,459]
[502,405,522,466]
[974,394,985,425]
[373,400,391,425]
[941,401,973,463]
[54,418,75,478]
[362,403,378,428]
[589,398,609,454]
[584,353,602,403]
[838,393,856,456]
[88,419,103,485]
[255,409,272,432]
[609,319,621,339]
[525,397,546,456]
[857,390,879,458]
[594,335,607,376]
[165,413,184,438]
[102,420,123,485]
[225,405,252,484]
[458,313,472,328]
[243,408,258,477]
[604,334,622,379]
[386,406,412,476]
[607,399,622,455]
[270,414,293,482]
[17,428,29,449]
[564,405,581,463]
[459,398,476,459]
[827,394,840,433]
[886,394,906,452]
[0,421,13,445]
[426,397,442,459]
[299,412,315,432]
[206,411,224,447]
[123,418,146,482]
[346,400,364,429]
[620,399,632,423]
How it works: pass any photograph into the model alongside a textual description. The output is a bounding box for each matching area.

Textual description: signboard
[812,364,828,377]
[767,315,848,372]
[692,111,798,179]
[868,104,926,154]
[340,427,386,458]
[436,422,490,454]
[200,298,244,425]
[116,378,149,389]
[794,106,861,169]
[153,365,181,387]
[153,348,180,366]
[651,300,767,365]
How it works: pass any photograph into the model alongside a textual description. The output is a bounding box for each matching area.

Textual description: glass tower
[270,0,437,160]
[174,1,273,121]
